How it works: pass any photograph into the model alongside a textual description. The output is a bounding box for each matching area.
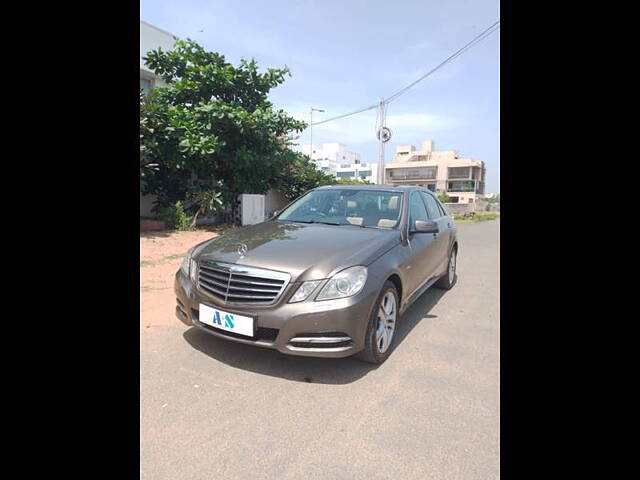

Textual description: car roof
[315,184,428,193]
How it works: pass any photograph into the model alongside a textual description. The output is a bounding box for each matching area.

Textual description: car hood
[194,220,400,282]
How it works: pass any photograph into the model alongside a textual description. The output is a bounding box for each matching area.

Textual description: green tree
[140,90,159,188]
[140,39,308,210]
[334,178,369,185]
[437,192,451,203]
[276,149,335,200]
[187,180,224,228]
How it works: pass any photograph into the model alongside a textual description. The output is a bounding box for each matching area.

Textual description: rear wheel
[356,281,399,364]
[436,247,457,290]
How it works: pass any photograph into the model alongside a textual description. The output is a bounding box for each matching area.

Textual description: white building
[300,142,379,184]
[140,20,177,94]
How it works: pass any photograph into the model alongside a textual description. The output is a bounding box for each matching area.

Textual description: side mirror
[268,210,279,219]
[412,220,439,234]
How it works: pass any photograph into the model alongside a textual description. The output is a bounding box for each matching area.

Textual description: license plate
[199,303,254,337]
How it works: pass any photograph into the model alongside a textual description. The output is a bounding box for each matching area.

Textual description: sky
[141,0,500,193]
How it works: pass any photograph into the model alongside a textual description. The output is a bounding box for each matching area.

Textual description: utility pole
[378,99,385,184]
[309,107,325,160]
[377,99,389,184]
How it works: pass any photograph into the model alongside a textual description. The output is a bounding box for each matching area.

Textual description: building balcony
[388,174,437,181]
[386,166,438,181]
[447,180,484,193]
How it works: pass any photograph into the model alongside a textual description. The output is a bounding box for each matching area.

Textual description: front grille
[200,322,280,343]
[198,261,290,305]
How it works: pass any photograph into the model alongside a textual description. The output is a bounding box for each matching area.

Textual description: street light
[309,107,325,160]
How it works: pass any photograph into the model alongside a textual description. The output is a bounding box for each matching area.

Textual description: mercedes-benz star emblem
[237,243,248,257]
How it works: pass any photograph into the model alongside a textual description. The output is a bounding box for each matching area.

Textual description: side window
[409,192,429,225]
[420,191,442,219]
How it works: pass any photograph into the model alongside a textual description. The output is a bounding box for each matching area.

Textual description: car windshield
[277,189,403,229]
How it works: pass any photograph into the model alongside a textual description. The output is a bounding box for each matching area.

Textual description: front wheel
[356,281,399,364]
[435,247,457,290]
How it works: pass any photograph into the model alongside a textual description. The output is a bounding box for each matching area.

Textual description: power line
[386,20,500,103]
[308,19,500,126]
[310,103,378,126]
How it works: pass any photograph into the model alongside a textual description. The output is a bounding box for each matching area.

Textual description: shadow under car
[182,286,446,385]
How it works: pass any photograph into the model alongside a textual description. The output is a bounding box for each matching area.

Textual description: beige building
[384,140,486,204]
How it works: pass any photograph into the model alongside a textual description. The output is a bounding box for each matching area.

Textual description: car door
[420,191,451,276]
[404,191,441,298]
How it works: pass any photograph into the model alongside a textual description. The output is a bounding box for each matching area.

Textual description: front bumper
[174,269,379,358]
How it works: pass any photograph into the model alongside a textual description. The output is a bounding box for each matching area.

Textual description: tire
[355,281,400,364]
[435,247,457,290]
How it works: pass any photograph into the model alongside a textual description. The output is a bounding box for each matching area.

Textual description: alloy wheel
[448,250,456,284]
[376,291,397,353]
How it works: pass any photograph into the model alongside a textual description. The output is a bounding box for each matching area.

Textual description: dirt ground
[139,227,234,329]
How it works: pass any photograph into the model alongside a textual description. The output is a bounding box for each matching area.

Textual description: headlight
[181,247,195,277]
[190,259,198,283]
[315,266,367,301]
[289,280,322,303]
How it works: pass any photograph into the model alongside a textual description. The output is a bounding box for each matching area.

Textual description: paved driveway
[141,220,500,479]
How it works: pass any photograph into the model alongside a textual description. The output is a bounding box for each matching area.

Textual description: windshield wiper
[284,220,343,225]
[310,220,342,225]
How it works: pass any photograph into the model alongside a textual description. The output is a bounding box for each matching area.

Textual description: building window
[388,167,437,180]
[447,181,476,192]
[336,171,355,178]
[448,167,471,179]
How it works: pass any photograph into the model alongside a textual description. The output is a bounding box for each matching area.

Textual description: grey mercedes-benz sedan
[175,185,457,363]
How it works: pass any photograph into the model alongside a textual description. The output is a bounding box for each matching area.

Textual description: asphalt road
[141,219,500,480]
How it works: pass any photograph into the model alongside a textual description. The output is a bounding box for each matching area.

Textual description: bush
[437,192,451,203]
[454,212,499,222]
[158,201,191,230]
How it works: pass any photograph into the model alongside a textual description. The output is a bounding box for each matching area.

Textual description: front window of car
[420,191,443,219]
[409,191,429,226]
[277,189,403,229]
